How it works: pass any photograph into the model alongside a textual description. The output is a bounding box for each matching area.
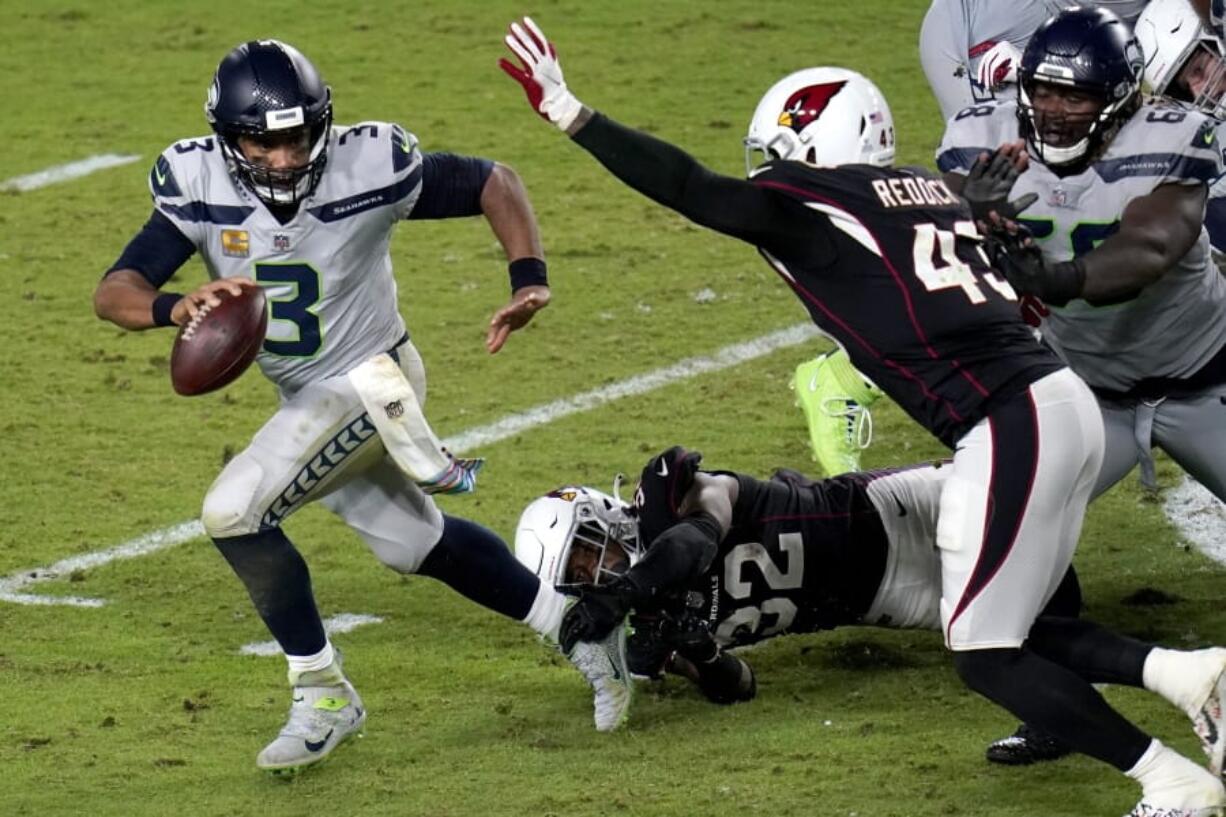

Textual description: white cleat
[1122,805,1225,817]
[1192,655,1226,780]
[256,679,366,774]
[567,621,633,732]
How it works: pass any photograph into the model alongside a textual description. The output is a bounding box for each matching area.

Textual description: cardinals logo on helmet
[778,81,847,133]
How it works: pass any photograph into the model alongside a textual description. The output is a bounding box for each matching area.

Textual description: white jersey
[920,0,1149,119]
[937,99,1226,392]
[150,121,423,394]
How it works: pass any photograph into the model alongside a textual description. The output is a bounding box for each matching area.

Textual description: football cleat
[1190,653,1226,779]
[567,619,633,732]
[985,722,1072,765]
[256,673,366,774]
[792,351,883,476]
[1122,804,1225,817]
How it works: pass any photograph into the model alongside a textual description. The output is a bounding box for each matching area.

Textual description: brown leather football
[170,286,268,396]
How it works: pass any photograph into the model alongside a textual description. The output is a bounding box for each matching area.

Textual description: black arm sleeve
[407,152,495,219]
[622,512,722,602]
[105,209,195,286]
[570,112,811,248]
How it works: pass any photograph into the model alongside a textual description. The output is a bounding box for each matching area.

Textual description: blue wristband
[509,257,548,292]
[152,292,184,327]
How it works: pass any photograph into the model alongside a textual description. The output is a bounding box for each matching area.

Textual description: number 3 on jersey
[255,262,323,357]
[912,220,1016,304]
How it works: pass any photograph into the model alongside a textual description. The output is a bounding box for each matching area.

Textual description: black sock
[417,514,539,620]
[212,529,327,657]
[1027,616,1151,686]
[953,647,1151,771]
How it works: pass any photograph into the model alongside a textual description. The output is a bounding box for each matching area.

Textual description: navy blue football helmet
[205,40,333,205]
[1016,6,1143,171]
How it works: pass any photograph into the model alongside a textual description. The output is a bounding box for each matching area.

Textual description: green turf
[2,1,1224,815]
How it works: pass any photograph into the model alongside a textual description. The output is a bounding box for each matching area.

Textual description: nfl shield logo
[273,234,291,252]
[1048,188,1068,208]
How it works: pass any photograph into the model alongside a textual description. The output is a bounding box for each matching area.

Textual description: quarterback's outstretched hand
[981,214,1085,307]
[486,284,551,353]
[976,40,1022,93]
[961,142,1037,223]
[499,17,583,130]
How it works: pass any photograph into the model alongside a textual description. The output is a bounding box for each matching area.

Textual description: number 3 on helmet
[743,66,896,174]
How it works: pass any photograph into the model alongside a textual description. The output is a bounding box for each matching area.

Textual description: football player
[941,6,1226,785]
[517,449,1225,775]
[501,16,1225,816]
[93,40,630,774]
[920,0,1149,121]
[1136,0,1226,259]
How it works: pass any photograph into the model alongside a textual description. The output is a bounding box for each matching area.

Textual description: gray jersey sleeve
[935,100,1018,174]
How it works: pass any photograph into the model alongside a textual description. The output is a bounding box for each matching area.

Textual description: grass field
[2,1,1225,815]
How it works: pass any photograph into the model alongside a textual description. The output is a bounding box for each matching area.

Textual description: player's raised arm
[499,16,795,247]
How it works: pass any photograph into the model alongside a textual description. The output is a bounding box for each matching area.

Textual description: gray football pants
[1093,385,1226,501]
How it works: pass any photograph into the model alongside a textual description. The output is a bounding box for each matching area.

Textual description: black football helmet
[205,40,333,205]
[1016,6,1142,172]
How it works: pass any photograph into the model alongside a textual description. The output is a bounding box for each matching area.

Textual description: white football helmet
[514,486,639,590]
[1135,0,1226,118]
[743,66,895,175]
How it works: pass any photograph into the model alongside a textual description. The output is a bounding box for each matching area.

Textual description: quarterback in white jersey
[93,40,633,773]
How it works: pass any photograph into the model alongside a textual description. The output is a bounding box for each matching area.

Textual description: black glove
[559,581,636,653]
[660,615,756,704]
[983,222,1086,307]
[962,149,1039,222]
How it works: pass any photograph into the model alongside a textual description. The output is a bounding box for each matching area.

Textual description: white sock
[1144,647,1226,716]
[285,641,336,685]
[522,584,568,643]
[1125,739,1225,810]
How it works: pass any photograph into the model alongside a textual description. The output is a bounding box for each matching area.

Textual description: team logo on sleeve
[778,81,847,133]
[150,156,182,197]
[221,229,250,258]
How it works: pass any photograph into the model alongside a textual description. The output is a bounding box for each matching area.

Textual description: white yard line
[0,322,821,607]
[0,154,141,192]
[240,614,385,656]
[1162,476,1226,566]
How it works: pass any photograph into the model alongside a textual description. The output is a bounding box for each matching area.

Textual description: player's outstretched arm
[500,16,789,246]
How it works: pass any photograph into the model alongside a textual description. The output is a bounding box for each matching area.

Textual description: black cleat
[985,723,1072,766]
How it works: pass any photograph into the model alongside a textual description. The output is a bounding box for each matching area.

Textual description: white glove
[976,40,1022,93]
[499,16,583,130]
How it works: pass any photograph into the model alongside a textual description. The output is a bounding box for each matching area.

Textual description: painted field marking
[241,614,385,656]
[0,322,821,608]
[1,154,141,192]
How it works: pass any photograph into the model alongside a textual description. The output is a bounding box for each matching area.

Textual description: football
[170,286,268,396]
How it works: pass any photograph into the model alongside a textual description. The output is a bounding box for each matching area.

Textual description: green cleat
[792,350,883,476]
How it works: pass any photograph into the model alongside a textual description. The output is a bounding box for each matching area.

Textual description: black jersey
[572,114,1065,447]
[668,470,889,649]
